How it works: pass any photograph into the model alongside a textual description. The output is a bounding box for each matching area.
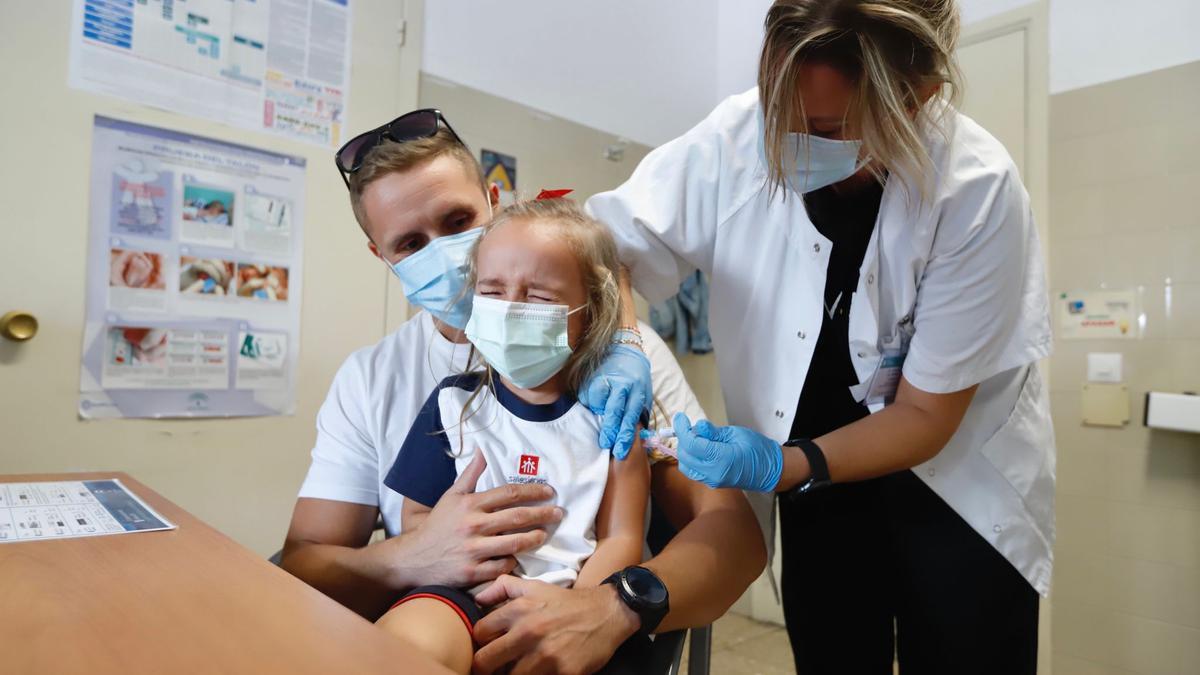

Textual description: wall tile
[1166,282,1200,339]
[1166,115,1200,175]
[1052,548,1112,606]
[1051,124,1169,191]
[1108,501,1179,565]
[1053,599,1116,663]
[1164,339,1200,392]
[1053,183,1108,240]
[1052,236,1109,289]
[1050,67,1176,143]
[1177,626,1200,675]
[1104,556,1187,627]
[1138,284,1170,341]
[1103,231,1175,288]
[1168,219,1200,284]
[1124,340,1176,394]
[1051,653,1139,675]
[1102,176,1177,235]
[1058,442,1111,498]
[1109,433,1200,512]
[1106,613,1181,675]
[1057,494,1111,554]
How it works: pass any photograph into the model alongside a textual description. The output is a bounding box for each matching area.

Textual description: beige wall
[0,1,420,557]
[1048,60,1200,675]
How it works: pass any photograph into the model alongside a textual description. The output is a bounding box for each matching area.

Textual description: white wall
[714,0,773,102]
[423,0,718,147]
[428,0,1200,147]
[1049,0,1200,92]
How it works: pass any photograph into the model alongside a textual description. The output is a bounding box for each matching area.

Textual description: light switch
[1087,352,1123,383]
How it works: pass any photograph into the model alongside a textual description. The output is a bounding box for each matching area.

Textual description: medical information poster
[69,0,352,148]
[0,480,175,543]
[79,116,305,419]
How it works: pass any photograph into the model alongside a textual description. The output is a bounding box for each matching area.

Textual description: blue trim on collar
[492,377,576,422]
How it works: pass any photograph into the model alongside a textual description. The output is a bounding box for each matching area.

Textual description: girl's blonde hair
[448,198,622,450]
[758,0,963,197]
[466,198,623,392]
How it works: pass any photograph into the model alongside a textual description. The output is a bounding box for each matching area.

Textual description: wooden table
[0,472,450,674]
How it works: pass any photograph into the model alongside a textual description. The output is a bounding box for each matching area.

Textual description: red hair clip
[535,189,574,200]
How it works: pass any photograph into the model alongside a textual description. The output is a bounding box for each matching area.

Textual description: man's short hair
[347,128,488,233]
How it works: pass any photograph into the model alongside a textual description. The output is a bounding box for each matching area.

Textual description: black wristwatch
[784,438,832,498]
[602,565,670,635]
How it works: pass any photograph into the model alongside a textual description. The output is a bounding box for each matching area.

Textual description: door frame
[959,1,1050,264]
[958,7,1053,674]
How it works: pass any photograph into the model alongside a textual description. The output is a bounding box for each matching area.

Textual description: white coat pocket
[977,365,1056,528]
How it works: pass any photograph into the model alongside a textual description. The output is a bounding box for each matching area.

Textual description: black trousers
[778,470,1038,675]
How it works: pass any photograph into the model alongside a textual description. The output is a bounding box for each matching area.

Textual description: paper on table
[0,479,176,543]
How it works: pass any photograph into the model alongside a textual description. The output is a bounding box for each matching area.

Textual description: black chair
[270,505,712,675]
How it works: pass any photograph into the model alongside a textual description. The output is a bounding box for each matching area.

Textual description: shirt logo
[518,454,540,476]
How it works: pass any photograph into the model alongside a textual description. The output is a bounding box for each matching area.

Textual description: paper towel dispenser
[1144,392,1200,434]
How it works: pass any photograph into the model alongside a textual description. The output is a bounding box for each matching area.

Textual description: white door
[0,1,421,556]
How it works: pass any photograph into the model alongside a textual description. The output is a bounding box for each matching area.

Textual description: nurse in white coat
[587,1,1054,673]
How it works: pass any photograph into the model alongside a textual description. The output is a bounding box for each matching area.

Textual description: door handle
[0,311,38,342]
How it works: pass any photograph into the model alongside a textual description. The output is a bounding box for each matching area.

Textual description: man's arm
[281,498,401,619]
[643,462,765,631]
[282,455,563,620]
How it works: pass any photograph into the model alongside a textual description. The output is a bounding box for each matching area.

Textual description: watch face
[624,566,667,606]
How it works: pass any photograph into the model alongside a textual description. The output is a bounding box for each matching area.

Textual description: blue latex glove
[672,413,783,492]
[579,344,652,460]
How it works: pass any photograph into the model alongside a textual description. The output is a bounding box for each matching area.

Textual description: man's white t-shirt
[298,311,706,536]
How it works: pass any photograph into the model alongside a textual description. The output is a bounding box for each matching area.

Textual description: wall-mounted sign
[1057,289,1139,340]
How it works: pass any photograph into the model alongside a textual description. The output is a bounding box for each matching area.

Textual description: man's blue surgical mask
[389,227,483,329]
[465,295,587,389]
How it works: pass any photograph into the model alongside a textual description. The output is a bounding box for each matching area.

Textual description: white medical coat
[587,88,1056,595]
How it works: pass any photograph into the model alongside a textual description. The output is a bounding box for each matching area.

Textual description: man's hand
[389,455,565,589]
[473,575,640,675]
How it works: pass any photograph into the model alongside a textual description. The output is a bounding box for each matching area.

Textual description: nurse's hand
[673,413,784,492]
[579,343,652,460]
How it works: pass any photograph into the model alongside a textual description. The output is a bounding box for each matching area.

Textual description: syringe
[639,428,678,458]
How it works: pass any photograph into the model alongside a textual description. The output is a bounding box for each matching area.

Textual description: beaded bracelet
[612,327,644,349]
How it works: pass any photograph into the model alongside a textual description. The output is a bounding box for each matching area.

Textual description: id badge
[864,334,907,407]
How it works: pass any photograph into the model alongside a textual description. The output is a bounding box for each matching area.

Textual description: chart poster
[1057,289,1140,340]
[69,0,352,148]
[79,116,305,419]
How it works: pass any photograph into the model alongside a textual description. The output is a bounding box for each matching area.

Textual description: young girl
[378,198,651,674]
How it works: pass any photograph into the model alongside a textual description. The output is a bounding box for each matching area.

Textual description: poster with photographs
[79,116,306,418]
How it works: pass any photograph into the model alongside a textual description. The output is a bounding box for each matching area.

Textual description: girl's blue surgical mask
[388,227,483,329]
[465,295,587,389]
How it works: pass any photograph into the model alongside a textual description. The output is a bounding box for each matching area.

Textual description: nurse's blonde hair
[759,0,963,197]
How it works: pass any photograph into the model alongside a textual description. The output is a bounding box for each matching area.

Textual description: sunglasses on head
[334,109,464,188]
